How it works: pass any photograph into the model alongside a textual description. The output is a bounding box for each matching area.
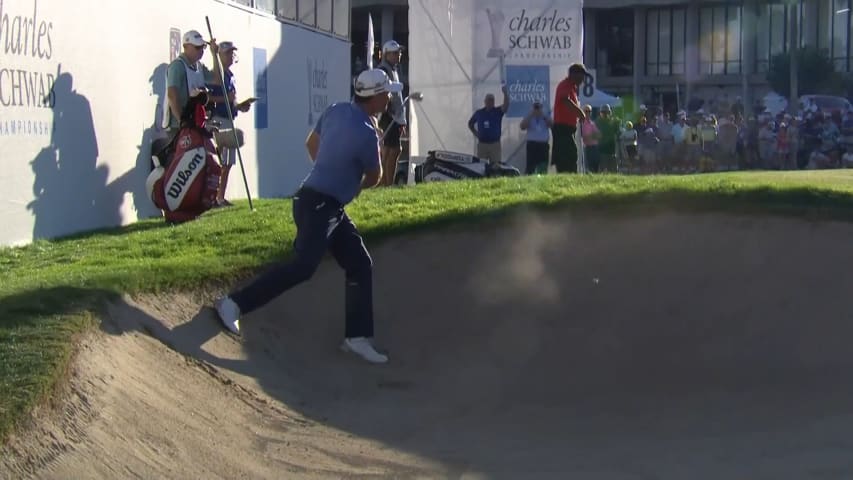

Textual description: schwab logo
[505,65,550,118]
[167,149,205,201]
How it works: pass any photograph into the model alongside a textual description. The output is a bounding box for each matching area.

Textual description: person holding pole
[206,41,256,207]
[214,68,401,364]
[376,40,407,186]
[204,17,255,211]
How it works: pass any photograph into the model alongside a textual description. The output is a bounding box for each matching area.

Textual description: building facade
[584,0,853,114]
[353,0,852,116]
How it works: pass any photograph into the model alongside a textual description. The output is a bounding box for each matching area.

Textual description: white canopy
[580,88,623,109]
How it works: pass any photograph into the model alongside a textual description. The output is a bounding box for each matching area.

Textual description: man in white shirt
[519,101,553,174]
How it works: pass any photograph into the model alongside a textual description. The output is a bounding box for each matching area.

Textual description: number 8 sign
[582,71,595,98]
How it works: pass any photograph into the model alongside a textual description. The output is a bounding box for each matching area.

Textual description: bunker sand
[4,211,853,479]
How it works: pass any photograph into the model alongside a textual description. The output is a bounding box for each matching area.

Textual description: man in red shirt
[551,64,588,173]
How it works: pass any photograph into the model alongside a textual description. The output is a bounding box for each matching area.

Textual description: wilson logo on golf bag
[147,128,221,223]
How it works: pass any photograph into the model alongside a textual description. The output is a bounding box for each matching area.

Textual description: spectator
[758,120,776,169]
[787,117,801,169]
[685,117,703,171]
[620,120,638,168]
[163,30,221,145]
[580,104,601,172]
[637,116,660,172]
[656,112,674,172]
[670,113,687,171]
[595,104,620,173]
[842,143,853,168]
[776,123,790,169]
[551,64,588,173]
[468,85,509,165]
[207,41,254,207]
[519,101,553,174]
[377,40,407,186]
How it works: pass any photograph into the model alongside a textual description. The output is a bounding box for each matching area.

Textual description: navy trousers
[229,187,374,338]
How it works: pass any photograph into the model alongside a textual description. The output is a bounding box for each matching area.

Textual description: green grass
[2,170,853,444]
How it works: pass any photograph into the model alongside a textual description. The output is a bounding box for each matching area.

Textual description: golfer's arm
[305,130,320,162]
[562,97,584,117]
[361,166,382,189]
[167,86,182,120]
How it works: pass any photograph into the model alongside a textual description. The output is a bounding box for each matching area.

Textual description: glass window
[712,6,726,74]
[770,4,786,56]
[645,7,685,76]
[255,0,275,14]
[699,7,713,75]
[659,9,671,76]
[755,3,770,72]
[699,5,742,75]
[233,0,252,6]
[278,0,297,19]
[818,0,831,50]
[596,9,634,77]
[727,5,741,74]
[333,0,349,37]
[646,10,659,75]
[672,8,685,75]
[832,0,850,71]
[317,0,332,31]
[298,0,315,26]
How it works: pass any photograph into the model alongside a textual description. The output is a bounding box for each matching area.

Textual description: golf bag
[412,150,520,183]
[146,89,222,223]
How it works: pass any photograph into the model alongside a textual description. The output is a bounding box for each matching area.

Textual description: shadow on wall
[109,63,168,221]
[27,65,167,242]
[26,68,118,240]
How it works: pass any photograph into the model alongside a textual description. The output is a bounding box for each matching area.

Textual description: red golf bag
[147,90,222,223]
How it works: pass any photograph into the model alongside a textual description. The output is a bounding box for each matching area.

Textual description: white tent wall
[0,0,350,247]
[409,0,584,171]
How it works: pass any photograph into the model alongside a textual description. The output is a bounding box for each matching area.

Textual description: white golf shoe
[214,296,241,335]
[341,337,388,364]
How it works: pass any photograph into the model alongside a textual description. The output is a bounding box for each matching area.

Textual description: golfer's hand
[208,39,219,54]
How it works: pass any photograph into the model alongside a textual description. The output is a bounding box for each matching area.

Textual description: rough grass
[2,170,853,444]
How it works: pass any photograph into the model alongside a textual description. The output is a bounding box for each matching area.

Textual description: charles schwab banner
[472,0,584,119]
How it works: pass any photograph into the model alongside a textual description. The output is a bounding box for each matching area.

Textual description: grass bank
[2,170,853,443]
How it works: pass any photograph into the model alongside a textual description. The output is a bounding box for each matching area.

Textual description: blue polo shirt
[301,102,381,205]
[207,69,237,119]
[470,107,505,143]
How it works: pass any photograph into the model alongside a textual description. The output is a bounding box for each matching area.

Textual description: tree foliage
[766,47,845,97]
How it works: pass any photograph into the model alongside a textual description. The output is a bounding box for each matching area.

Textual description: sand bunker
[4,210,853,479]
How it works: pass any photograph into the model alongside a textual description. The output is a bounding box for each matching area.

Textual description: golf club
[380,91,424,142]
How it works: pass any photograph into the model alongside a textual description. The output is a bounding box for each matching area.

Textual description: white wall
[408,0,584,170]
[0,0,350,247]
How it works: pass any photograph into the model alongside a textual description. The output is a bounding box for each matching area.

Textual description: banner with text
[409,0,583,170]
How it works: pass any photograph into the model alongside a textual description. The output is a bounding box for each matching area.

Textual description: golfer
[214,68,401,364]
